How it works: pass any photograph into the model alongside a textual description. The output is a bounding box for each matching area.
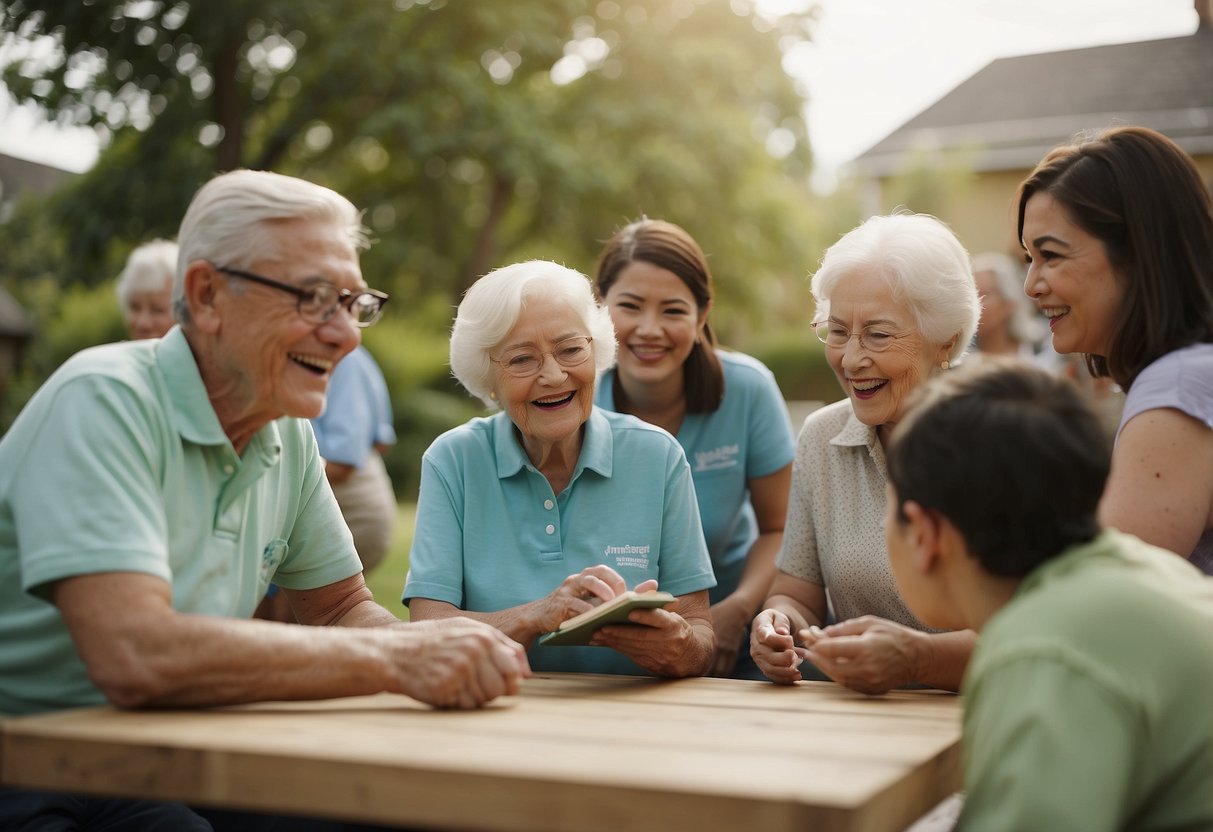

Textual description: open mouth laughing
[1041,306,1070,329]
[532,391,576,409]
[289,353,334,375]
[849,378,888,399]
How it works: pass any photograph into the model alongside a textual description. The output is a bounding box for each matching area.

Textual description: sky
[0,0,1203,187]
[795,0,1200,190]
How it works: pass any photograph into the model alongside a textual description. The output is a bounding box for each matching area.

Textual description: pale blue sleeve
[311,356,372,466]
[15,375,172,599]
[402,447,467,606]
[960,652,1138,832]
[743,363,796,478]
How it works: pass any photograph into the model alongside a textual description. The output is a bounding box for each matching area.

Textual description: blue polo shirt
[311,345,396,467]
[403,406,715,675]
[596,350,795,603]
[0,327,362,716]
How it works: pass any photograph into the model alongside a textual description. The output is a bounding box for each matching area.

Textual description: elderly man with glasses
[0,170,529,829]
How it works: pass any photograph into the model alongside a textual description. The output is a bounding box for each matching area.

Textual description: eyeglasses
[215,265,389,328]
[491,335,594,377]
[812,321,913,353]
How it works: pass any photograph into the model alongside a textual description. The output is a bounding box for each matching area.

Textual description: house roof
[0,152,75,207]
[854,28,1213,178]
[0,286,33,339]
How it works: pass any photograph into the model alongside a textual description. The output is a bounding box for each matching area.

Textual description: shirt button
[544,499,554,510]
[545,524,555,535]
[223,464,234,475]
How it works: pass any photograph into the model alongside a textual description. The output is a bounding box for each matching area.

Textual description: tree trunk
[458,173,514,297]
[212,32,244,172]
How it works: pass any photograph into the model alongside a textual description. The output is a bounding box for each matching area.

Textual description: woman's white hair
[810,212,980,363]
[174,169,368,323]
[971,251,1048,345]
[450,260,617,410]
[116,238,177,306]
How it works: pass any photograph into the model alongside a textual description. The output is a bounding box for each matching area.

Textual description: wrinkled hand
[800,616,924,695]
[394,617,531,709]
[708,598,750,677]
[750,608,802,684]
[528,565,630,638]
[589,585,696,676]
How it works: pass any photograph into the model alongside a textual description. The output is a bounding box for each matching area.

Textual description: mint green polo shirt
[960,530,1213,830]
[404,407,715,675]
[0,327,361,716]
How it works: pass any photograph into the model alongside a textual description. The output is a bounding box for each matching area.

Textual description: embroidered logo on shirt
[604,544,651,570]
[694,443,740,472]
[261,539,288,582]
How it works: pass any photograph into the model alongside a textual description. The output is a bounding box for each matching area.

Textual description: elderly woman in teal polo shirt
[404,260,717,677]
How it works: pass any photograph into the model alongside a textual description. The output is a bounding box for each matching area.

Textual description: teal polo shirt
[0,327,361,716]
[404,407,715,675]
[597,350,795,603]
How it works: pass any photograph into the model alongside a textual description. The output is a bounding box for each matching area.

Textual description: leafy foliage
[0,0,853,493]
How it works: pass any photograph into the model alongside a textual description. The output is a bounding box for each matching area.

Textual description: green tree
[1,0,837,485]
[2,1,820,330]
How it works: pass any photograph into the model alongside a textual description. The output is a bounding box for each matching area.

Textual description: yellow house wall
[872,152,1213,261]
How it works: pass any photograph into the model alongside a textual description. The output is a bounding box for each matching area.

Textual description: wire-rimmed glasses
[215,265,389,328]
[811,320,913,353]
[491,335,594,377]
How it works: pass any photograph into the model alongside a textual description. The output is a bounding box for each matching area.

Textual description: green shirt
[0,328,361,716]
[960,530,1213,831]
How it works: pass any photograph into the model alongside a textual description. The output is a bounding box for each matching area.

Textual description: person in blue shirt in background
[312,345,398,574]
[593,218,795,678]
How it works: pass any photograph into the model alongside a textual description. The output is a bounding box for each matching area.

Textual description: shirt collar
[491,406,613,480]
[830,402,888,479]
[156,326,282,457]
[830,404,877,449]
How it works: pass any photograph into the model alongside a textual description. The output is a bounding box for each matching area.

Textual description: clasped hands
[750,611,925,695]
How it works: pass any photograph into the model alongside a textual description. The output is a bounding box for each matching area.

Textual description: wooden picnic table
[0,672,961,832]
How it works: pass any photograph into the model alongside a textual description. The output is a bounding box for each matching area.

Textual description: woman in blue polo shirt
[403,260,716,677]
[593,219,795,678]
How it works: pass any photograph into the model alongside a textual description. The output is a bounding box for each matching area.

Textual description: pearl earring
[940,359,950,370]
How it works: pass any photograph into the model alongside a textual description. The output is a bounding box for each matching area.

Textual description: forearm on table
[408,597,545,647]
[88,614,408,708]
[913,629,977,691]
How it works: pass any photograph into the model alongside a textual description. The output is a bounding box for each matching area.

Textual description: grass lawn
[363,501,416,621]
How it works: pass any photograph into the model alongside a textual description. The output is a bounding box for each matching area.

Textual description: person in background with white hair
[971,251,1050,362]
[405,259,717,677]
[0,169,529,830]
[751,213,982,695]
[116,237,178,340]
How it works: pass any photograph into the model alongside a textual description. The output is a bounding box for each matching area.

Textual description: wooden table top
[0,673,962,832]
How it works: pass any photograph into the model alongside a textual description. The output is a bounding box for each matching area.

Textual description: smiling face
[602,260,707,395]
[823,269,950,433]
[1021,191,1125,357]
[124,284,175,340]
[202,217,363,440]
[491,294,597,457]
